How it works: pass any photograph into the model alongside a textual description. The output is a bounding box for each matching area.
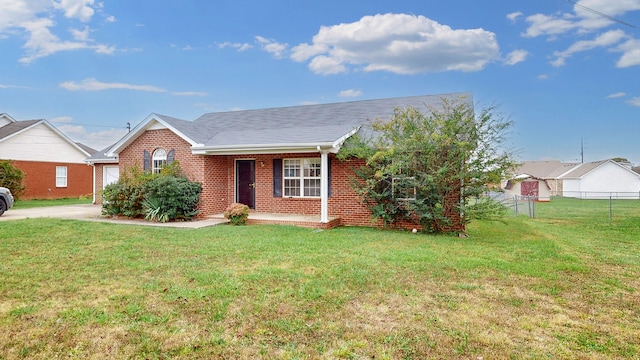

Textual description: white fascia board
[84,158,119,165]
[191,142,338,155]
[331,125,361,151]
[107,113,199,156]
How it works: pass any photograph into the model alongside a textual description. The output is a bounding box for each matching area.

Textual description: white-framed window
[152,148,167,174]
[392,176,416,201]
[56,166,67,188]
[283,158,321,197]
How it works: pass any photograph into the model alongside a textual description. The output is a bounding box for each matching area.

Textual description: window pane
[284,159,300,178]
[304,159,321,177]
[304,179,320,197]
[284,179,300,197]
[152,148,167,173]
[56,166,67,187]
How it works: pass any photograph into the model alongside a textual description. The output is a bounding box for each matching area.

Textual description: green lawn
[12,197,92,209]
[1,199,639,359]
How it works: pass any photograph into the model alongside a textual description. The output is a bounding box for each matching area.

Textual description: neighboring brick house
[86,93,471,230]
[0,113,95,199]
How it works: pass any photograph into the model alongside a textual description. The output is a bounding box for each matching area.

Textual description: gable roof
[512,160,580,179]
[85,144,118,164]
[108,92,472,156]
[0,118,93,157]
[560,159,640,179]
[0,119,41,140]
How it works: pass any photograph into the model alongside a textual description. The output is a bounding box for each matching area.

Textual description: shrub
[224,203,249,225]
[143,176,201,222]
[101,162,202,222]
[0,160,25,199]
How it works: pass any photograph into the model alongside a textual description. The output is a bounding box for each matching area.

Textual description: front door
[236,160,255,209]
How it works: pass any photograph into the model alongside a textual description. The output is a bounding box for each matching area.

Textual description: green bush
[143,175,201,222]
[0,160,25,199]
[224,203,249,225]
[101,162,201,221]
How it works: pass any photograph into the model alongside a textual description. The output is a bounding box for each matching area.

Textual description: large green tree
[338,98,515,233]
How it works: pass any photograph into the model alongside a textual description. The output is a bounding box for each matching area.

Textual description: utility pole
[580,137,584,163]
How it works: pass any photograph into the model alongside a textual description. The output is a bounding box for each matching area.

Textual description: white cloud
[59,78,207,96]
[520,0,640,68]
[171,91,208,96]
[255,36,288,58]
[522,13,578,38]
[537,74,550,80]
[51,116,74,123]
[626,97,640,106]
[606,92,626,98]
[57,123,128,150]
[60,78,166,92]
[290,13,500,75]
[70,26,91,41]
[507,12,523,23]
[614,38,640,67]
[551,29,627,67]
[504,49,529,65]
[0,0,114,63]
[0,83,28,89]
[338,89,362,98]
[52,0,96,22]
[218,42,253,51]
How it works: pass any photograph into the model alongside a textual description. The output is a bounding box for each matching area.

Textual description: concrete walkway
[0,204,229,228]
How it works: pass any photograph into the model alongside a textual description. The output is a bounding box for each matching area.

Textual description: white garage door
[103,166,119,188]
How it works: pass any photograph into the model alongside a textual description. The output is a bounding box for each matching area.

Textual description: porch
[209,212,342,229]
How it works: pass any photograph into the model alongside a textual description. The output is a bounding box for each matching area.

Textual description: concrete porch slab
[208,212,342,229]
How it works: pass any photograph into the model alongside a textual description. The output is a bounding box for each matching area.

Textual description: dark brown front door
[236,160,255,209]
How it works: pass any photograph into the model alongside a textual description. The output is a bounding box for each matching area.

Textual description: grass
[12,197,92,209]
[1,198,639,358]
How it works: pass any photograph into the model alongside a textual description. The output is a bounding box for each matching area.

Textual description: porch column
[320,150,329,223]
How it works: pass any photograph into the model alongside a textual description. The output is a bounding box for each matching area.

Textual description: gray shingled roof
[105,92,473,157]
[188,92,472,147]
[514,160,580,179]
[76,142,97,155]
[0,119,41,140]
[85,144,118,163]
[560,160,608,178]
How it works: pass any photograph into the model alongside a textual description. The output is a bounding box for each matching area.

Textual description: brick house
[0,113,94,199]
[86,93,470,230]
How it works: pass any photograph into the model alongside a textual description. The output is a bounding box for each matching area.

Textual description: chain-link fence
[486,191,640,221]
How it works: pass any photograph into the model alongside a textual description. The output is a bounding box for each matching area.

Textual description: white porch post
[320,150,329,223]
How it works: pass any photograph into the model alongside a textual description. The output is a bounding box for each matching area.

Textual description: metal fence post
[610,194,613,222]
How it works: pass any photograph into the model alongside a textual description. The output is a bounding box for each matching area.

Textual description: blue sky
[1,0,639,164]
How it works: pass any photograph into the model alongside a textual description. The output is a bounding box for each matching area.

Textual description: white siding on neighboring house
[562,178,581,195]
[562,160,640,198]
[579,161,639,193]
[0,123,88,163]
[0,115,13,127]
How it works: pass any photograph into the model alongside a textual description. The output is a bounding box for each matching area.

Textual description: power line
[51,122,130,129]
[564,0,636,28]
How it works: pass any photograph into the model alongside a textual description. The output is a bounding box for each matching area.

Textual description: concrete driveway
[0,204,227,228]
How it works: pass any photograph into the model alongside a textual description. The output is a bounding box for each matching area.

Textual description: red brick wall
[9,160,93,199]
[94,164,103,203]
[113,129,464,231]
[223,154,375,227]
